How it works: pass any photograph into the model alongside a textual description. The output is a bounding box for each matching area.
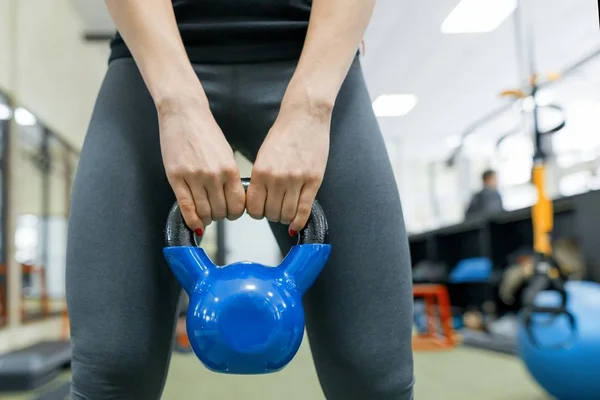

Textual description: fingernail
[195,228,203,237]
[289,229,297,237]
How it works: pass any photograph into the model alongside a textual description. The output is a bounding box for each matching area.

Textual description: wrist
[155,89,210,118]
[142,62,208,115]
[281,81,335,121]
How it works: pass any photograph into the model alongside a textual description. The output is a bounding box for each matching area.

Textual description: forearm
[105,0,208,111]
[283,0,376,113]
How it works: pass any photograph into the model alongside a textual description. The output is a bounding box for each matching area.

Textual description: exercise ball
[517,281,600,400]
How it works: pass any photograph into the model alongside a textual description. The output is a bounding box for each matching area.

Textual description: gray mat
[461,329,518,355]
[34,382,70,400]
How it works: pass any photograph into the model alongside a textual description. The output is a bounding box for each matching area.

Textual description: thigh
[235,58,415,399]
[303,59,414,400]
[66,58,181,399]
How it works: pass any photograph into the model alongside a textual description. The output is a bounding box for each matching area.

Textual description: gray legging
[66,56,415,399]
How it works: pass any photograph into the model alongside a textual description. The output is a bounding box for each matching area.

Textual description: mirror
[14,107,77,322]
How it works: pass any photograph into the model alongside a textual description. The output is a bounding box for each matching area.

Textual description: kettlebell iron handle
[164,178,330,293]
[165,178,328,247]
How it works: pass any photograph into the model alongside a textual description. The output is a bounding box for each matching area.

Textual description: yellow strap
[532,165,553,255]
[500,89,527,98]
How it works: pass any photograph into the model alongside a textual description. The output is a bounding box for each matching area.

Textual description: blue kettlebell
[163,178,331,375]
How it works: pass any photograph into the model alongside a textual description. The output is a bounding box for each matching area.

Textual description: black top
[465,187,504,218]
[109,0,312,64]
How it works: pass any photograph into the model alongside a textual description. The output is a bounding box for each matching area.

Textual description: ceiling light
[372,94,417,117]
[441,0,517,34]
[0,104,11,120]
[14,107,37,126]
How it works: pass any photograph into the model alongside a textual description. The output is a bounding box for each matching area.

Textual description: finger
[246,179,267,220]
[280,185,301,225]
[172,180,205,236]
[205,177,228,221]
[224,176,246,221]
[289,184,318,235]
[264,179,285,222]
[188,179,212,230]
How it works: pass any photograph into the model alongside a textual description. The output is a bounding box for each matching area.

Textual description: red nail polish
[289,229,297,237]
[195,228,203,237]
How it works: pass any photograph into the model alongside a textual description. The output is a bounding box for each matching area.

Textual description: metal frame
[0,89,11,328]
[1,99,81,324]
[23,123,79,324]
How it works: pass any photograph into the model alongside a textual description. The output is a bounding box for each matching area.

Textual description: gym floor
[163,342,547,400]
[4,340,547,400]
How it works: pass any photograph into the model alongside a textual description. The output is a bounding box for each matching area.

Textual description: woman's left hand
[246,99,331,236]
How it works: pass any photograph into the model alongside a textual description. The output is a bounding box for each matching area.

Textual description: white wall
[0,0,12,88]
[0,0,109,148]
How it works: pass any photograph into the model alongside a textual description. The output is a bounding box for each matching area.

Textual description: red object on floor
[412,284,456,351]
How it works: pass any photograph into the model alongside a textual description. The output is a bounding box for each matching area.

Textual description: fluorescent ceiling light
[372,94,417,117]
[0,104,11,120]
[441,0,517,34]
[14,107,37,126]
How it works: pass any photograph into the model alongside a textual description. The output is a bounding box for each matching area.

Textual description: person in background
[465,169,504,217]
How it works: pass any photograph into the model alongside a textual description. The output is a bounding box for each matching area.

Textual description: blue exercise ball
[517,281,600,400]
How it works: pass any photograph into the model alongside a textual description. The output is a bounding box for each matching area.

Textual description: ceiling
[71,0,600,161]
[362,0,600,161]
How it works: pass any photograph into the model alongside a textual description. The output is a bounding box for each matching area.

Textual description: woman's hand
[159,97,246,236]
[246,97,331,235]
[106,0,246,235]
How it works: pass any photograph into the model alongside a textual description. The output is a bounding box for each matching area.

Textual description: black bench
[0,340,71,391]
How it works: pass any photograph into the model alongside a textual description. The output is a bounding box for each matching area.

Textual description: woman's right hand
[158,96,246,236]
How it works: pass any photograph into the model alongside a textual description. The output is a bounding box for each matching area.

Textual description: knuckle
[203,168,219,181]
[231,203,245,217]
[176,164,196,176]
[228,210,244,221]
[266,215,279,223]
[297,204,312,218]
[253,166,272,180]
[246,203,259,215]
[212,208,227,220]
[274,173,288,184]
[221,165,238,179]
[185,214,201,226]
[198,212,212,224]
[247,212,263,220]
[167,166,186,179]
[196,204,211,219]
[265,207,280,222]
[280,214,294,225]
[179,199,196,213]
[307,172,321,183]
[287,170,304,183]
[246,205,263,220]
[181,211,201,228]
[201,216,212,227]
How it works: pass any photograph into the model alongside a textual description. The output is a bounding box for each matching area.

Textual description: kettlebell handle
[165,178,329,247]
